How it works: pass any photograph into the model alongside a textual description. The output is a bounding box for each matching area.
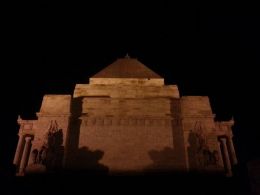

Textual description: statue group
[194,133,219,167]
[31,121,64,170]
[188,121,220,169]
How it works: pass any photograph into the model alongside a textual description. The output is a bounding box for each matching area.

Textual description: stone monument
[13,56,237,176]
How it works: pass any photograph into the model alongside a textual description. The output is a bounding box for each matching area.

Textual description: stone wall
[77,117,175,172]
[19,95,71,174]
[74,84,180,98]
[180,96,224,173]
[67,95,186,173]
[89,78,164,86]
[14,90,237,176]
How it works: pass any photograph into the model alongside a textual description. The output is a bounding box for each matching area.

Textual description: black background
[1,1,259,183]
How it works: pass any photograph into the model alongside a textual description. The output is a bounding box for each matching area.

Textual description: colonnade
[219,137,237,176]
[13,135,32,175]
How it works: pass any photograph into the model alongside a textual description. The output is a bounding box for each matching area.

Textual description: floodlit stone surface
[13,57,237,176]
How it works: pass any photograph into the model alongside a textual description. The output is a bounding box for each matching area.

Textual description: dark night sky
[1,2,259,175]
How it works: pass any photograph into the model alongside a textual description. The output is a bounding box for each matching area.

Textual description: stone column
[228,138,238,165]
[19,137,32,175]
[27,140,35,165]
[13,135,24,166]
[183,131,190,171]
[220,138,232,177]
[217,141,224,167]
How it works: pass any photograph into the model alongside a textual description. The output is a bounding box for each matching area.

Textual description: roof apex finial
[125,53,130,58]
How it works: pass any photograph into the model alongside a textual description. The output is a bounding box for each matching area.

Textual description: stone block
[39,95,71,115]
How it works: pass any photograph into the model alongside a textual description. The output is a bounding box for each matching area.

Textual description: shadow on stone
[67,146,109,175]
[45,129,64,170]
[188,130,221,173]
[64,97,83,167]
[143,146,186,175]
[26,127,64,174]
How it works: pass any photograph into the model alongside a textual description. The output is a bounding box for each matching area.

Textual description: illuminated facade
[13,56,237,176]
